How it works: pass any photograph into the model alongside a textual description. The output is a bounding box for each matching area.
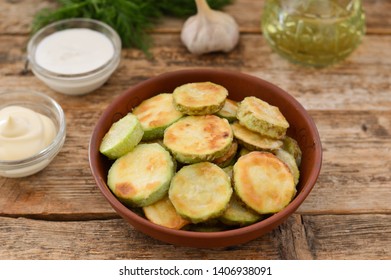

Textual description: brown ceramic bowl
[89,69,322,248]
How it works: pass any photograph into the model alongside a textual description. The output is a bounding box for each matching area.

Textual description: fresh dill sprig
[32,0,233,55]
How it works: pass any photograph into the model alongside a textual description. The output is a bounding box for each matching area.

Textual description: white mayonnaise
[35,28,115,75]
[0,106,56,161]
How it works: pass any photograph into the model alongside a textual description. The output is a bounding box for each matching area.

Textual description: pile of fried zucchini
[99,82,302,231]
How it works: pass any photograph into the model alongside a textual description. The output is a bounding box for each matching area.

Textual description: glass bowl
[0,90,66,178]
[261,0,365,67]
[27,18,121,95]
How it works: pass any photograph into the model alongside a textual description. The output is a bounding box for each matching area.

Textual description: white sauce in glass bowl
[35,28,115,75]
[0,106,56,161]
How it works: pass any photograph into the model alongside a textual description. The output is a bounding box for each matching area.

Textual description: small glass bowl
[0,90,66,178]
[27,18,122,95]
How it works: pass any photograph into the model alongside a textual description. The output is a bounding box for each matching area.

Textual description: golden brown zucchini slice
[223,165,233,179]
[143,196,189,229]
[238,147,251,157]
[169,162,232,223]
[107,143,175,207]
[220,194,262,226]
[282,136,302,167]
[173,82,228,115]
[99,113,144,159]
[133,93,184,141]
[212,140,238,168]
[233,151,295,214]
[163,115,233,164]
[231,122,283,151]
[237,96,289,139]
[184,222,231,232]
[216,99,239,122]
[275,149,300,186]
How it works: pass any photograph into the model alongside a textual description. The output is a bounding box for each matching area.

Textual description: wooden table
[0,0,390,260]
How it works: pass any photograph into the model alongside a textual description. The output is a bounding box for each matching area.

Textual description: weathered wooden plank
[0,214,389,259]
[303,214,391,259]
[0,216,284,259]
[298,110,391,214]
[1,33,391,111]
[0,110,390,216]
[0,0,390,35]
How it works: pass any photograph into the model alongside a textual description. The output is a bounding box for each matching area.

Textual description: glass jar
[261,0,365,67]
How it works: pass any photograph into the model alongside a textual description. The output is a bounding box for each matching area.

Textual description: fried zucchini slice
[107,143,175,207]
[231,122,283,151]
[238,147,251,157]
[212,140,238,168]
[169,162,232,223]
[216,99,239,122]
[220,194,262,226]
[237,96,289,139]
[99,113,144,159]
[163,115,233,164]
[173,82,228,115]
[143,196,189,229]
[275,149,300,186]
[223,165,233,179]
[233,151,295,214]
[184,222,232,232]
[133,93,184,141]
[282,136,302,167]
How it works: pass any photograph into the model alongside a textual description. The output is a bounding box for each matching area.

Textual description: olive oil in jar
[261,0,365,67]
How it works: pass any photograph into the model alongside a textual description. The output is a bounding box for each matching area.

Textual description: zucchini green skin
[237,97,289,139]
[231,122,283,152]
[282,136,302,167]
[163,115,233,164]
[107,143,175,207]
[275,149,300,186]
[174,102,225,116]
[133,93,184,141]
[212,141,238,168]
[215,99,239,123]
[173,82,228,115]
[220,194,262,226]
[169,162,232,223]
[99,113,144,159]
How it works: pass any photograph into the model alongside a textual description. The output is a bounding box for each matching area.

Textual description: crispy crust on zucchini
[216,99,239,122]
[220,194,262,226]
[173,82,228,115]
[212,140,238,168]
[237,96,289,139]
[107,143,175,207]
[143,196,189,229]
[231,122,283,151]
[282,136,302,167]
[133,93,184,141]
[99,113,144,159]
[169,162,232,223]
[275,149,300,186]
[233,151,295,214]
[163,115,233,164]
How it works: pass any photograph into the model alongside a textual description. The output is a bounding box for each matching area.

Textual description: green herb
[32,0,233,55]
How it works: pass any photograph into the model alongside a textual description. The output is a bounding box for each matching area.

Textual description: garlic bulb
[181,0,240,55]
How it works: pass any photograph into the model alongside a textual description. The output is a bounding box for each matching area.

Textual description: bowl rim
[89,68,322,242]
[27,18,122,80]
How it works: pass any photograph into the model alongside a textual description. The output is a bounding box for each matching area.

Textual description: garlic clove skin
[181,0,240,55]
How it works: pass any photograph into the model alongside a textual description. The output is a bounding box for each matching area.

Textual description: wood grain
[0,214,389,259]
[1,0,391,35]
[1,109,390,217]
[0,0,390,260]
